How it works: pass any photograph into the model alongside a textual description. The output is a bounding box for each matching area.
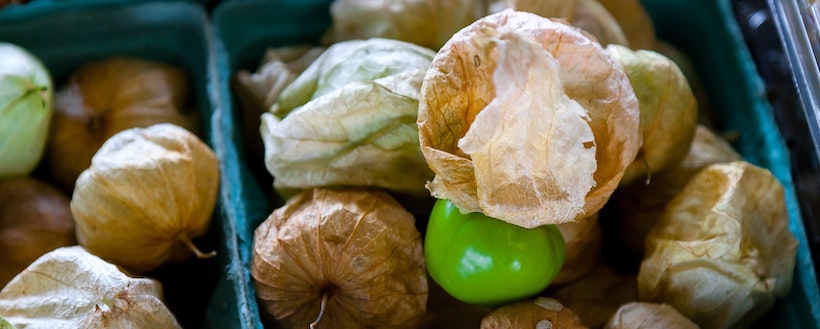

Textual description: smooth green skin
[425,199,566,306]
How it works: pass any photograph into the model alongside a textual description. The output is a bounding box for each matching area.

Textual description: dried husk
[607,45,698,186]
[638,161,798,329]
[552,213,602,286]
[612,125,742,256]
[597,0,657,49]
[480,297,588,329]
[418,10,641,227]
[604,302,699,329]
[323,0,488,50]
[0,177,75,287]
[0,246,181,329]
[251,188,427,329]
[549,265,639,329]
[489,0,578,21]
[571,0,629,46]
[47,57,195,190]
[71,123,219,274]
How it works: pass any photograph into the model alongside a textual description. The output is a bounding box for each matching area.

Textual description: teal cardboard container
[213,0,820,327]
[0,2,235,328]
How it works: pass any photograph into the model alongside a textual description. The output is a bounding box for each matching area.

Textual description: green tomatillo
[425,198,566,306]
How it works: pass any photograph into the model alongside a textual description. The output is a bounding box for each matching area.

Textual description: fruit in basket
[0,42,53,180]
[424,199,565,306]
[418,10,640,228]
[251,188,427,329]
[638,161,798,329]
[607,44,698,186]
[479,297,587,329]
[604,302,698,329]
[260,38,436,197]
[0,177,75,288]
[70,123,218,275]
[0,246,181,329]
[47,56,195,190]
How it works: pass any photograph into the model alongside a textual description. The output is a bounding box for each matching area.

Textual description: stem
[310,293,330,329]
[180,234,216,259]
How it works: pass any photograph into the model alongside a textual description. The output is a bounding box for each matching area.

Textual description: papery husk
[0,246,181,329]
[571,0,629,46]
[418,10,641,227]
[323,0,488,50]
[604,302,699,329]
[638,161,797,329]
[71,123,219,275]
[489,0,578,21]
[597,0,657,49]
[480,297,588,329]
[251,188,427,329]
[549,265,639,329]
[47,56,195,190]
[612,125,742,256]
[607,45,698,186]
[552,213,602,286]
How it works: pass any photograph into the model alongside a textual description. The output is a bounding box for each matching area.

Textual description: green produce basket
[0,2,232,328]
[213,0,820,327]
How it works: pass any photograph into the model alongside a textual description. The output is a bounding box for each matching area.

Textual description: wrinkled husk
[47,56,194,190]
[613,125,742,256]
[480,297,588,329]
[607,45,698,186]
[638,161,798,329]
[0,246,181,329]
[571,0,629,46]
[71,123,219,274]
[553,213,602,286]
[262,38,436,197]
[597,0,657,49]
[549,265,639,329]
[323,0,488,50]
[251,188,427,329]
[418,10,640,227]
[604,302,699,329]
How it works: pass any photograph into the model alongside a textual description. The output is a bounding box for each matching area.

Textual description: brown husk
[251,188,427,329]
[480,297,588,329]
[0,177,75,287]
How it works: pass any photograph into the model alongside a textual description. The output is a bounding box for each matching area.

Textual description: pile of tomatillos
[235,0,799,329]
[0,43,218,328]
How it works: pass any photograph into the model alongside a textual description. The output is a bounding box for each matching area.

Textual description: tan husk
[613,124,742,256]
[638,161,798,329]
[490,0,578,21]
[480,297,588,329]
[47,57,195,190]
[251,188,427,329]
[0,177,75,287]
[604,302,699,329]
[549,265,639,329]
[418,10,640,227]
[571,0,629,46]
[0,246,181,329]
[71,123,219,274]
[553,213,602,286]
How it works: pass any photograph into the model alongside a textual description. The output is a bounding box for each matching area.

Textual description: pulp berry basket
[0,2,228,328]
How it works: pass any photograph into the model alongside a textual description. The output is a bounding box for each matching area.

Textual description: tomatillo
[424,198,565,306]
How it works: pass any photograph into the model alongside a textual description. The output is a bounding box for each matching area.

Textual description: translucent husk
[0,246,181,329]
[418,10,640,227]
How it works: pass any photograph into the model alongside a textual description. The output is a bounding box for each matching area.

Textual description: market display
[0,0,811,327]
